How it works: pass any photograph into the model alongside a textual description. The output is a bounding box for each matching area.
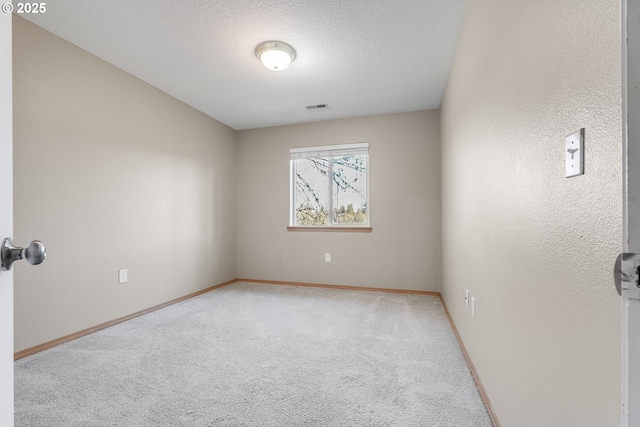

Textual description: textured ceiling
[23,0,469,130]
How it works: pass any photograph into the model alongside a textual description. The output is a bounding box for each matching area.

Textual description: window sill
[287,226,372,233]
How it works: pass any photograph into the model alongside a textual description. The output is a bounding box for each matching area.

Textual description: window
[290,143,369,229]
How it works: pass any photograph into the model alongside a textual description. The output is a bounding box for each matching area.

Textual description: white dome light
[255,41,296,71]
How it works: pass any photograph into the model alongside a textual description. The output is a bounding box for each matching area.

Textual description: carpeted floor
[15,282,493,426]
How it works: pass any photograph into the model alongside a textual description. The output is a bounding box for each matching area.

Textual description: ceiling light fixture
[255,41,296,71]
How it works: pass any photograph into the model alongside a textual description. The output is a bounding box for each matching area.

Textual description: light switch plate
[324,253,331,262]
[565,128,584,178]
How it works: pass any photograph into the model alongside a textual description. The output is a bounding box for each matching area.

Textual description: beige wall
[12,17,237,352]
[236,111,440,291]
[440,1,622,426]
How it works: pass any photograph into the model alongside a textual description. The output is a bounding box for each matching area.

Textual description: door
[623,1,640,426]
[0,11,13,427]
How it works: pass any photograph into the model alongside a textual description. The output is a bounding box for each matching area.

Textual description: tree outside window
[290,144,369,227]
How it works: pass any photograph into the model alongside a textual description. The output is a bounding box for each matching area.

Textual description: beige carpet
[15,281,493,426]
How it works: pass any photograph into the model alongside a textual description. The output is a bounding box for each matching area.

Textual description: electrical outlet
[118,269,128,284]
[465,289,469,307]
[325,253,331,262]
[471,297,476,317]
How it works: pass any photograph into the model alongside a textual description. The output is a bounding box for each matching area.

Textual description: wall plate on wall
[565,128,584,178]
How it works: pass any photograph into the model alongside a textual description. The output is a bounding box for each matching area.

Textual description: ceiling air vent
[306,104,329,110]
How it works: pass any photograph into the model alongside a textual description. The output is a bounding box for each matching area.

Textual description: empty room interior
[8,0,625,426]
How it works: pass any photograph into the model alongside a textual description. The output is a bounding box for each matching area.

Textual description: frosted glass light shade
[255,41,296,71]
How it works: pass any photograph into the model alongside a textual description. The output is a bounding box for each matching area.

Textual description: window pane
[294,158,330,225]
[332,155,367,224]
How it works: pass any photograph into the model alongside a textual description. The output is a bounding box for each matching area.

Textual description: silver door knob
[1,238,46,271]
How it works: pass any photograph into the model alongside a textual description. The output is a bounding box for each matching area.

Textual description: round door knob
[24,240,46,266]
[1,238,47,271]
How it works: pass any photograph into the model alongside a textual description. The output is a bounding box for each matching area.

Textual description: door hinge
[615,253,640,300]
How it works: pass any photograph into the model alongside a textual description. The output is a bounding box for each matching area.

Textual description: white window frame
[289,142,370,229]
